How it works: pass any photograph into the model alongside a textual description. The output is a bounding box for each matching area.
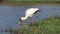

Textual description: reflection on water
[0,4,60,34]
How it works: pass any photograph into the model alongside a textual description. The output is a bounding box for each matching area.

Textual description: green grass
[4,0,60,3]
[15,16,60,34]
[5,16,60,34]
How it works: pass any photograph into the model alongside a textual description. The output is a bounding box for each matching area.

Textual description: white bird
[18,8,41,25]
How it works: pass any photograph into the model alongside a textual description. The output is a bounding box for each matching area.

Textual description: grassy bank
[14,16,60,34]
[4,0,60,3]
[0,0,59,5]
[4,16,60,34]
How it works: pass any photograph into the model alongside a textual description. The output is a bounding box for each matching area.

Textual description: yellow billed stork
[18,8,41,25]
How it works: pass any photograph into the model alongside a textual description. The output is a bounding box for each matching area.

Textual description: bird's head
[19,17,25,23]
[19,18,22,23]
[18,17,23,25]
[19,17,26,25]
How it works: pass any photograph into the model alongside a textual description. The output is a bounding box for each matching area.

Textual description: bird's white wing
[25,8,39,17]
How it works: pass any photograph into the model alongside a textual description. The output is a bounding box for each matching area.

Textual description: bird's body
[21,8,40,20]
[25,8,39,17]
[19,8,41,25]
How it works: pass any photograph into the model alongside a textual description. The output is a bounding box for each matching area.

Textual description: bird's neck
[22,16,28,20]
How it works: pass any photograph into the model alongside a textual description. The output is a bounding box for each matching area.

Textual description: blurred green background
[3,0,60,3]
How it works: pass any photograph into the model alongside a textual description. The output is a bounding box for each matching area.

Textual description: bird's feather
[25,8,39,17]
[33,10,41,14]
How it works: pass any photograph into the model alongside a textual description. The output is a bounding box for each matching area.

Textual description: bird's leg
[30,17,32,24]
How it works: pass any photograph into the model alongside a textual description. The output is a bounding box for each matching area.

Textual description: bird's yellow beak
[18,21,22,26]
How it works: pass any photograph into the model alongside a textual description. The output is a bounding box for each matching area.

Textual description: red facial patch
[19,18,22,22]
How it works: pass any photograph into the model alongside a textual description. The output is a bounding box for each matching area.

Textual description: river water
[0,4,60,34]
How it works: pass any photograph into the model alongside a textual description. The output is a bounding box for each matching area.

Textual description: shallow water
[0,32,12,34]
[0,4,60,34]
